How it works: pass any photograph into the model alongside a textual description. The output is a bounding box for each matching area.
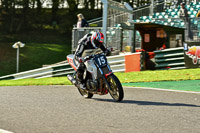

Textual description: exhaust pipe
[67,75,77,85]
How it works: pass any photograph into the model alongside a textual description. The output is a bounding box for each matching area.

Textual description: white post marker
[12,41,25,73]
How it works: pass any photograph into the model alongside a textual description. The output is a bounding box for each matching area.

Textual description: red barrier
[125,53,141,72]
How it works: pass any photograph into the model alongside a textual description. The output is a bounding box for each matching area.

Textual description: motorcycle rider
[74,31,110,89]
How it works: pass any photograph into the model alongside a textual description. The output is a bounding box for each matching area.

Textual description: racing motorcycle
[67,48,124,102]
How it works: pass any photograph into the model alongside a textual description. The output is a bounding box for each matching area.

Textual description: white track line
[67,85,200,94]
[125,86,200,94]
[0,129,14,133]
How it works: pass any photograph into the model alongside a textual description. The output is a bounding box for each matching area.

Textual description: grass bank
[0,31,71,77]
[115,68,200,83]
[0,68,200,86]
[0,42,71,76]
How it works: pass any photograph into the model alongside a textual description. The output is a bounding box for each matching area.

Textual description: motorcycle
[67,48,124,102]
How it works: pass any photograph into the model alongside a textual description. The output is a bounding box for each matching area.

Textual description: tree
[36,0,42,13]
[66,0,78,11]
[52,0,59,22]
[0,0,16,32]
[89,0,95,10]
[22,0,30,30]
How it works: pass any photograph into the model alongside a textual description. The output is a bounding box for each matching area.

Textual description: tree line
[0,0,151,34]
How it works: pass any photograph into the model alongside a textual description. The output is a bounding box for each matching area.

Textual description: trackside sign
[184,42,200,68]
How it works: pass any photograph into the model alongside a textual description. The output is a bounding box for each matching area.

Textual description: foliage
[0,0,151,34]
[0,0,103,34]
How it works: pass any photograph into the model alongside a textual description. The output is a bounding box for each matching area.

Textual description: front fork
[98,65,113,91]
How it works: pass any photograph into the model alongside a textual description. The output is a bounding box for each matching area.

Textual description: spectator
[178,2,189,20]
[77,13,89,28]
[177,0,187,7]
[179,2,193,39]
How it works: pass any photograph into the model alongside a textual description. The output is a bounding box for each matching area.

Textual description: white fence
[0,54,126,80]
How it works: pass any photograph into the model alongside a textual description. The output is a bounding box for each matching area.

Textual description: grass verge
[123,80,200,92]
[114,68,200,83]
[0,68,200,86]
[0,77,71,86]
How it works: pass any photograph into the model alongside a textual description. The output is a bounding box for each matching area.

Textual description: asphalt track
[0,85,199,133]
[123,80,200,92]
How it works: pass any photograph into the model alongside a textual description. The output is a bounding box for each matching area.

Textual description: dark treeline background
[0,0,152,76]
[0,0,151,43]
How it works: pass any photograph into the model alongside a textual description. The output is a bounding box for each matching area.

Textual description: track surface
[0,86,199,133]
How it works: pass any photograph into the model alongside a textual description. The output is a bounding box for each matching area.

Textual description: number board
[94,55,108,67]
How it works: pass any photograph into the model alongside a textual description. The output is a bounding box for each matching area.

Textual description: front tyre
[107,74,124,102]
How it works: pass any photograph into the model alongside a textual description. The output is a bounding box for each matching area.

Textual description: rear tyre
[77,87,93,98]
[75,72,93,98]
[107,74,124,102]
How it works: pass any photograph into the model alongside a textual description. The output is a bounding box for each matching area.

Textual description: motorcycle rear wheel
[77,87,93,98]
[75,71,93,99]
[107,74,124,102]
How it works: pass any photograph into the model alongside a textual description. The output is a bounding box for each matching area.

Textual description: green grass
[115,68,200,83]
[0,31,71,77]
[122,80,200,92]
[0,42,71,76]
[0,77,71,86]
[0,68,200,86]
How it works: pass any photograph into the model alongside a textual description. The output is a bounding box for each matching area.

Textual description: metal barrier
[154,47,185,70]
[0,54,126,80]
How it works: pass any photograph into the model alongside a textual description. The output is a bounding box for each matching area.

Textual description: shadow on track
[93,98,200,107]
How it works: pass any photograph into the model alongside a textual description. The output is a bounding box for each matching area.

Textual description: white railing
[0,54,127,80]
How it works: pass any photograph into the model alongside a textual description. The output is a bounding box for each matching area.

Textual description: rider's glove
[105,49,111,56]
[84,56,90,61]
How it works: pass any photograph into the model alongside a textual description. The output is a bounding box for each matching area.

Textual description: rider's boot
[77,70,86,90]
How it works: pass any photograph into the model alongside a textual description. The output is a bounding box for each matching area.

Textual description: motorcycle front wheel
[107,74,124,102]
